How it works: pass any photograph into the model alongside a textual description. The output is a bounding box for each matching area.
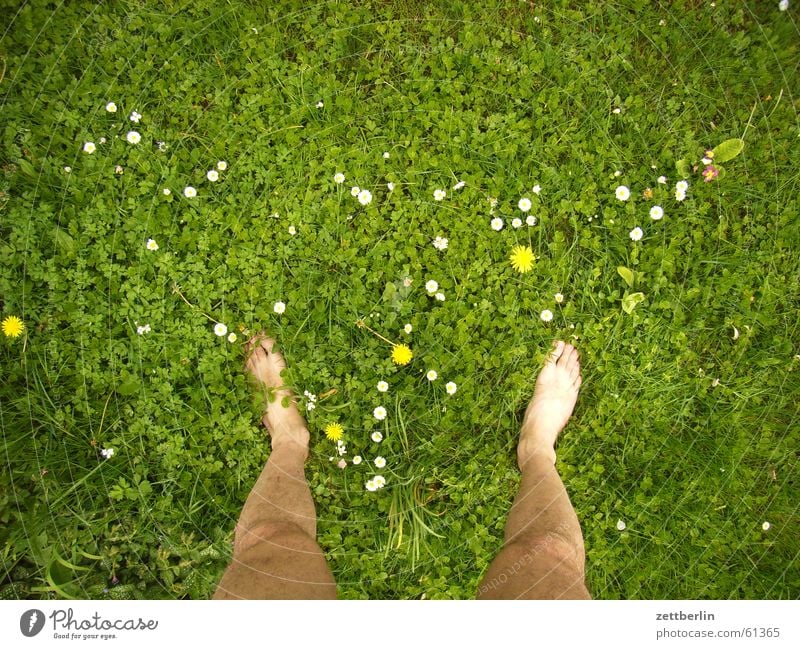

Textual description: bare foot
[244,332,310,453]
[518,340,582,468]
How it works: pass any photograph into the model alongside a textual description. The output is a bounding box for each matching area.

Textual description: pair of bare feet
[244,334,581,468]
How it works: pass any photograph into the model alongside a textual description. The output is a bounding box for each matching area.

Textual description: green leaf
[622,292,646,314]
[712,138,744,163]
[382,281,397,302]
[617,266,635,288]
[117,380,139,396]
[53,227,76,257]
[676,159,690,178]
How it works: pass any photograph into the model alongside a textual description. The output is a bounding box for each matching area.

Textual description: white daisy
[377,381,389,393]
[101,448,115,459]
[435,292,445,301]
[183,186,197,198]
[676,180,689,192]
[491,217,504,231]
[64,166,71,173]
[701,157,712,165]
[526,215,537,226]
[453,180,466,190]
[616,519,626,531]
[540,309,554,322]
[316,101,324,108]
[657,175,667,184]
[115,165,124,175]
[358,189,373,205]
[157,141,167,152]
[352,455,362,465]
[373,406,387,421]
[334,172,345,184]
[614,170,622,177]
[445,381,457,395]
[432,236,449,250]
[288,225,296,235]
[650,205,664,220]
[779,0,789,11]
[425,280,438,293]
[365,480,378,492]
[762,521,771,530]
[83,142,96,154]
[518,197,532,212]
[532,184,542,195]
[214,323,228,337]
[273,301,286,314]
[612,107,621,114]
[555,293,564,303]
[105,102,117,113]
[217,160,228,171]
[373,475,386,488]
[427,370,438,381]
[371,431,383,442]
[207,169,219,182]
[129,111,142,123]
[228,333,237,343]
[374,456,386,468]
[383,151,390,159]
[146,238,159,251]
[615,185,630,201]
[350,186,360,197]
[126,131,141,144]
[675,188,687,201]
[512,218,523,228]
[404,324,412,334]
[433,189,446,201]
[629,227,643,241]
[162,188,171,195]
[387,182,395,191]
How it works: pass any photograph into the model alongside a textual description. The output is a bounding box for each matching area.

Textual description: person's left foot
[244,332,309,452]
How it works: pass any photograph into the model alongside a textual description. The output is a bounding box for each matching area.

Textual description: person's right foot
[243,332,310,453]
[518,340,582,467]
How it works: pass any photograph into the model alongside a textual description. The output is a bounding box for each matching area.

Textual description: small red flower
[702,165,719,182]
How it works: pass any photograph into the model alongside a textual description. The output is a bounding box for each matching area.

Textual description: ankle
[517,443,556,470]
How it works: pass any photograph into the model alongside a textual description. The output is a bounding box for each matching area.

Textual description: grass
[0,0,798,600]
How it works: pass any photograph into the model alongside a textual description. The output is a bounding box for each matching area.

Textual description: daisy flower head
[427,370,438,381]
[288,225,296,235]
[146,238,159,251]
[352,455,362,465]
[101,448,115,459]
[676,180,689,192]
[214,323,228,337]
[629,227,643,241]
[126,131,141,144]
[64,166,71,173]
[555,292,564,303]
[365,479,378,492]
[779,0,789,11]
[445,381,457,395]
[518,197,532,212]
[510,245,535,273]
[453,180,466,190]
[371,431,383,443]
[115,165,124,175]
[228,332,237,343]
[377,380,389,393]
[433,189,446,201]
[162,188,171,195]
[404,323,412,334]
[435,292,445,301]
[701,157,712,166]
[207,169,219,182]
[526,215,537,226]
[373,406,387,421]
[2,316,24,338]
[512,218,523,229]
[762,521,771,530]
[491,217,504,231]
[217,160,228,171]
[357,189,373,205]
[273,301,286,314]
[532,184,542,195]
[325,422,344,442]
[616,519,627,531]
[432,236,449,251]
[157,141,167,152]
[129,110,142,123]
[334,172,345,184]
[675,188,687,202]
[614,170,622,178]
[425,280,439,294]
[387,182,395,191]
[373,475,386,488]
[391,344,413,365]
[650,206,664,220]
[383,151,390,159]
[183,186,197,198]
[83,142,96,154]
[350,186,360,197]
[657,175,667,185]
[615,185,630,201]
[105,102,117,113]
[540,309,554,323]
[374,456,386,468]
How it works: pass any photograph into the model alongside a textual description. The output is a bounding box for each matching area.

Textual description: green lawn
[1,0,798,599]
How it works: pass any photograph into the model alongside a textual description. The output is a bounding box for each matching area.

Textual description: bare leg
[477,341,590,600]
[213,334,336,600]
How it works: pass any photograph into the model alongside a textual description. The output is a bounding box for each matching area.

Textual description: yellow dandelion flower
[510,245,535,273]
[391,344,413,365]
[2,316,24,338]
[324,422,344,442]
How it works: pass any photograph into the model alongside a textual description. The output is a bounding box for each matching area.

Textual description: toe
[557,343,575,368]
[259,337,276,355]
[573,374,582,390]
[569,363,581,382]
[245,346,267,372]
[548,340,566,364]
